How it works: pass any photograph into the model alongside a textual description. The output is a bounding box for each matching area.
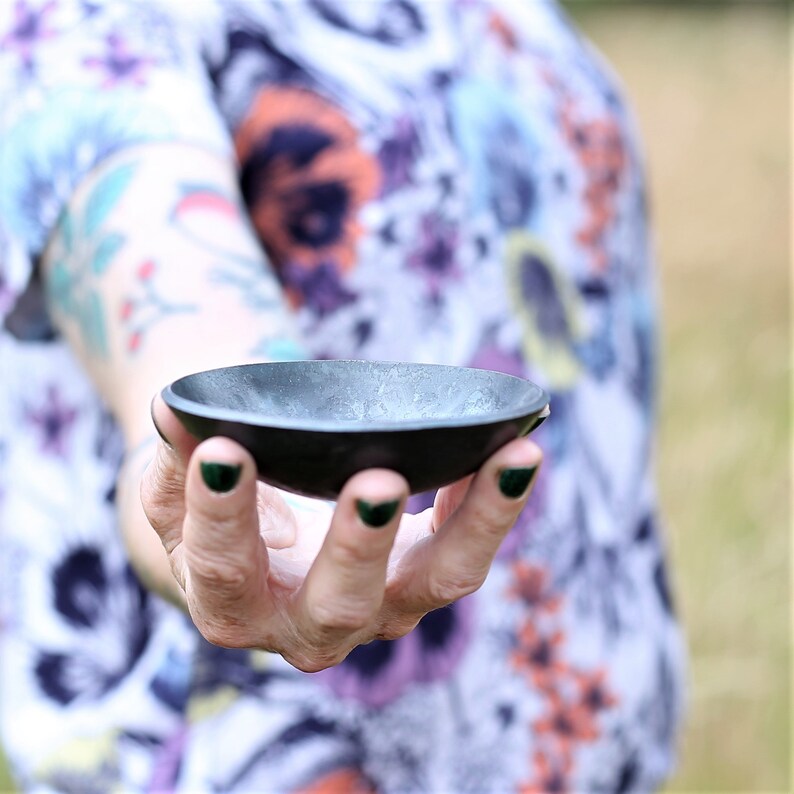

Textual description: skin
[43,141,543,671]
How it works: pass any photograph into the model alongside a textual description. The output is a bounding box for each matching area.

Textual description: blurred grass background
[0,2,790,793]
[571,2,791,792]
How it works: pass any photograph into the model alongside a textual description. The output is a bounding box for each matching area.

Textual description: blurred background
[0,1,790,792]
[570,2,791,791]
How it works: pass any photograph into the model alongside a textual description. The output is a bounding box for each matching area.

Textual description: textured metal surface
[164,361,549,498]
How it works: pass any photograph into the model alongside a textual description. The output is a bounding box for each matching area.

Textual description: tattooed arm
[45,142,301,437]
[42,142,302,604]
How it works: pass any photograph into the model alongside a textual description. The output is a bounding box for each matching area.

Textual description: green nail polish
[200,462,242,493]
[356,498,400,528]
[499,466,539,499]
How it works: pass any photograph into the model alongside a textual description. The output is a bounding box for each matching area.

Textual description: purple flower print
[0,0,58,72]
[495,479,546,561]
[316,597,475,707]
[0,271,15,317]
[25,384,79,457]
[147,725,187,794]
[407,214,460,299]
[282,259,357,318]
[468,339,525,379]
[378,115,420,195]
[83,33,158,88]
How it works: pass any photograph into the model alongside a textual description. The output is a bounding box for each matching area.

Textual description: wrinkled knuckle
[327,538,380,569]
[197,619,251,649]
[376,616,420,641]
[426,571,483,606]
[151,454,184,499]
[141,464,183,531]
[188,554,249,593]
[285,647,344,673]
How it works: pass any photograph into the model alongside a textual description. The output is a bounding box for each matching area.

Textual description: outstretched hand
[142,395,542,672]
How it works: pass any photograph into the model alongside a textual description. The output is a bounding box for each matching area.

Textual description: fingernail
[499,466,539,499]
[151,397,173,449]
[200,462,242,493]
[356,498,400,528]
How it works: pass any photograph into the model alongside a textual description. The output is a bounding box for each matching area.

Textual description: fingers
[397,438,542,612]
[140,394,201,556]
[296,469,408,666]
[150,392,201,463]
[181,437,271,644]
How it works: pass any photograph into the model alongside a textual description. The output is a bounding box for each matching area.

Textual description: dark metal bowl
[162,360,550,499]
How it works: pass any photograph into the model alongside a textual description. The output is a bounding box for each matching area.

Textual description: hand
[141,395,542,672]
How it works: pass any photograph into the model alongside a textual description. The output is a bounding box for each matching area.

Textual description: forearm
[42,142,301,601]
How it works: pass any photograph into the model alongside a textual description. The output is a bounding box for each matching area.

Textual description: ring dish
[162,360,550,499]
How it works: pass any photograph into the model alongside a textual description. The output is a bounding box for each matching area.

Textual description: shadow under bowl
[162,360,550,500]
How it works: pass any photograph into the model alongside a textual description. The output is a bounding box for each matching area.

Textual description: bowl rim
[162,360,551,434]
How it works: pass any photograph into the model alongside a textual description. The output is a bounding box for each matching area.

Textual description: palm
[259,483,436,595]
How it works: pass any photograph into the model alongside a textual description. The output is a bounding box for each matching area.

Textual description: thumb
[182,437,270,645]
[151,392,201,465]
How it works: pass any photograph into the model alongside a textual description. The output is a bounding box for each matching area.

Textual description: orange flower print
[488,10,518,51]
[509,562,562,615]
[560,102,626,272]
[519,750,572,794]
[574,668,618,715]
[510,622,567,691]
[533,691,600,756]
[294,767,377,794]
[235,87,380,306]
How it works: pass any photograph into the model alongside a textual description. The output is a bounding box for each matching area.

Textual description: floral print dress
[0,1,685,792]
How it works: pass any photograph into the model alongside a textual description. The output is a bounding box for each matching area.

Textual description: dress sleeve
[0,0,233,327]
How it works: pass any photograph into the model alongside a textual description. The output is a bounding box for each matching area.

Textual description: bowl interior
[166,360,548,431]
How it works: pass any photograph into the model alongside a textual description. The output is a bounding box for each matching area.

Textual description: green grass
[0,752,10,794]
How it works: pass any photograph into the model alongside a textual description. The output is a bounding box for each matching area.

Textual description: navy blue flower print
[653,558,675,616]
[317,597,475,706]
[3,267,58,341]
[520,252,572,343]
[34,545,152,705]
[307,0,425,45]
[192,641,280,697]
[149,645,191,712]
[52,546,106,628]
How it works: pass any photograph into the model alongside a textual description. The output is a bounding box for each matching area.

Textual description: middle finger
[297,469,408,653]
